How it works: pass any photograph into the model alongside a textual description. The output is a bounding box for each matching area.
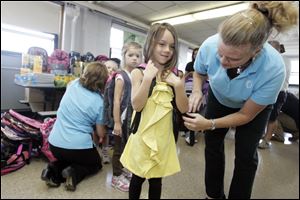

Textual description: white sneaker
[258,139,271,149]
[271,132,285,143]
[185,136,198,145]
[111,174,129,192]
[179,131,186,137]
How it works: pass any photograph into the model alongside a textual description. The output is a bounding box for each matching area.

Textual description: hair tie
[257,7,269,16]
[256,7,272,24]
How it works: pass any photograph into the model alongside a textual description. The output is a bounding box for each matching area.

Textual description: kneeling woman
[41,62,108,191]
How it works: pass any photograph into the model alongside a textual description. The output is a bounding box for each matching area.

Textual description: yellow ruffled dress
[120,81,180,179]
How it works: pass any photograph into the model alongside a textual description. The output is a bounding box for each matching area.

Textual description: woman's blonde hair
[79,62,108,93]
[121,41,143,68]
[219,1,298,51]
[144,23,178,71]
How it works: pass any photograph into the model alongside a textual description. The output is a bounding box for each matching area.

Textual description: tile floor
[1,131,299,199]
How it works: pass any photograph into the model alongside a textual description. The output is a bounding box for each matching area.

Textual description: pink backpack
[4,110,57,162]
[1,143,30,176]
[1,126,32,176]
[40,118,57,162]
[9,109,42,129]
[48,49,70,73]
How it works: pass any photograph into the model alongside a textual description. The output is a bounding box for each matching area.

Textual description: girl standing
[110,42,143,192]
[120,23,189,199]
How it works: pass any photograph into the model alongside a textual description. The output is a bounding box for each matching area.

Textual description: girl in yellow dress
[120,23,189,199]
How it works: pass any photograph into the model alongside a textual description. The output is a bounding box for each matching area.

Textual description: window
[110,27,124,60]
[110,23,146,61]
[1,24,56,55]
[289,59,299,85]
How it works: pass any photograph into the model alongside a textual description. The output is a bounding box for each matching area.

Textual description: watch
[210,119,216,130]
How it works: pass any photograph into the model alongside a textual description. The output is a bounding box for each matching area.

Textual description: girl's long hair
[143,23,179,71]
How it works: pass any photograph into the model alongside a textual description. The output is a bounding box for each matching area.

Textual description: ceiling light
[153,14,195,26]
[193,3,249,20]
[152,2,249,26]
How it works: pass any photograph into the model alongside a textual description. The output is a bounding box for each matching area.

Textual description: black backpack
[130,71,182,143]
[103,70,132,130]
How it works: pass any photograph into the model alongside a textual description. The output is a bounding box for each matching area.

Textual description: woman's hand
[95,125,106,144]
[183,113,210,131]
[189,90,203,113]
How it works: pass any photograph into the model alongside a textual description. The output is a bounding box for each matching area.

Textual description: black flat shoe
[41,167,51,181]
[62,166,76,191]
[41,164,60,187]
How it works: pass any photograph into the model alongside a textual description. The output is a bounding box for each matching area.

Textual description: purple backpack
[27,47,49,72]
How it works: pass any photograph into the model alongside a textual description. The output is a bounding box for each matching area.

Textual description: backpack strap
[129,67,156,134]
[170,86,180,142]
[130,78,156,134]
[5,144,30,166]
[129,67,181,140]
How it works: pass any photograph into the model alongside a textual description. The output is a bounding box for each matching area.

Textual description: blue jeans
[204,87,272,199]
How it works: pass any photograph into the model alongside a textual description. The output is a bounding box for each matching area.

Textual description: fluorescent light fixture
[193,3,249,20]
[152,2,249,25]
[1,24,54,39]
[153,14,195,25]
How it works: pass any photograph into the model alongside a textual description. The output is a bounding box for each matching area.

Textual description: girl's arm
[131,60,158,111]
[113,77,123,136]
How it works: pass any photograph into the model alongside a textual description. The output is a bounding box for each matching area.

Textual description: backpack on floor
[1,111,42,152]
[1,109,44,175]
[1,126,31,175]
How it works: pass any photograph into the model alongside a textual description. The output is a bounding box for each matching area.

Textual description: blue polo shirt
[49,79,104,149]
[194,34,285,108]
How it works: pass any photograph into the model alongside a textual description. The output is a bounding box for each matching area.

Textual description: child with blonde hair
[109,42,143,192]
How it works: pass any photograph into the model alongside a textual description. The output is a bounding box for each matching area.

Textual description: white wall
[1,1,192,68]
[2,2,112,56]
[1,1,61,34]
[62,4,112,56]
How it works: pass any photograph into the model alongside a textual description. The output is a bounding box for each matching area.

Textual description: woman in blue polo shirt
[183,1,298,199]
[41,62,108,191]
